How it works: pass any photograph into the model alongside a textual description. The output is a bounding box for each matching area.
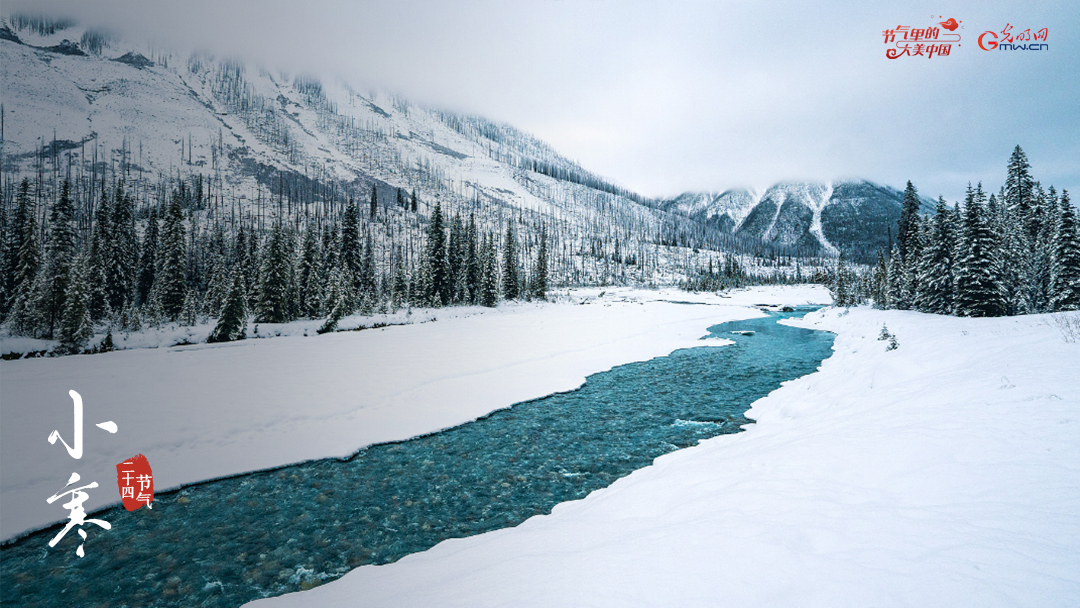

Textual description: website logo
[883,17,962,58]
[979,24,1048,51]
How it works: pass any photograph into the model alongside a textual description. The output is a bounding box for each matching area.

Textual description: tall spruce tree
[297,223,322,317]
[208,268,247,343]
[106,181,137,313]
[369,183,378,219]
[86,186,112,320]
[426,201,448,306]
[480,233,499,307]
[916,196,956,314]
[339,198,362,308]
[532,226,548,299]
[955,184,1004,317]
[359,230,377,311]
[56,255,94,355]
[2,178,38,319]
[254,222,292,323]
[502,223,520,300]
[896,180,922,265]
[1049,191,1080,311]
[36,179,78,338]
[136,205,159,306]
[157,188,188,320]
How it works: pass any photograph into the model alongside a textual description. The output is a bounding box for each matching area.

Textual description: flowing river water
[1,308,834,607]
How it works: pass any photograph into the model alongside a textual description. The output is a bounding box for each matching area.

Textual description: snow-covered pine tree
[502,223,520,301]
[480,232,499,307]
[390,247,408,310]
[136,205,159,306]
[465,213,481,303]
[1,178,38,321]
[56,255,93,355]
[35,179,78,338]
[339,198,362,309]
[410,189,418,213]
[105,181,137,313]
[916,196,956,314]
[359,230,377,312]
[208,268,247,343]
[1021,183,1054,314]
[532,226,548,300]
[1049,191,1080,311]
[871,250,888,309]
[254,222,293,323]
[318,267,350,334]
[297,223,322,317]
[955,183,1004,317]
[157,189,188,321]
[425,201,448,306]
[86,185,112,320]
[369,183,378,219]
[896,180,922,265]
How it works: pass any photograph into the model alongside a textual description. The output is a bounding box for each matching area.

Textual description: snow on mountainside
[656,180,937,262]
[3,17,745,288]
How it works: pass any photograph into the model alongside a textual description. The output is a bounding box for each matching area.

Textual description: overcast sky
[10,0,1080,202]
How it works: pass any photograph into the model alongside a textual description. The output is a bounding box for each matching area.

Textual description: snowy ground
[0,285,826,541]
[248,306,1080,608]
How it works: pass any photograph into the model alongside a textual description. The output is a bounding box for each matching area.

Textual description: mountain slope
[656,181,937,262]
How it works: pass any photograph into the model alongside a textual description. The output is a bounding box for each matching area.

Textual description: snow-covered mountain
[655,180,937,262]
[1,15,922,276]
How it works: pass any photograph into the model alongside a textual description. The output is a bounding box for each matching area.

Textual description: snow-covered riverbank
[0,285,826,541]
[249,306,1080,608]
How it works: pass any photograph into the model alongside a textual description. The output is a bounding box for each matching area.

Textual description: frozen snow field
[0,285,825,541]
[246,305,1080,608]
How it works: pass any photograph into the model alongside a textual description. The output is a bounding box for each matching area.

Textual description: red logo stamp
[116,454,154,511]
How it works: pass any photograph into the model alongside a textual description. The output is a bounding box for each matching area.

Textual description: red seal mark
[116,454,154,511]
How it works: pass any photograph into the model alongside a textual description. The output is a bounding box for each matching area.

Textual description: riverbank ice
[247,305,1080,608]
[0,284,828,541]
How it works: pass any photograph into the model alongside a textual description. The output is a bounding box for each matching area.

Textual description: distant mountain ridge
[655,180,937,262]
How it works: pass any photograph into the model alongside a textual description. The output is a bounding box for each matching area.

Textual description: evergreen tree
[426,201,449,305]
[86,186,112,320]
[870,249,888,308]
[360,230,377,310]
[254,222,293,323]
[340,198,362,308]
[896,180,921,265]
[916,196,956,314]
[318,267,350,333]
[410,189,418,213]
[1049,191,1080,311]
[1004,145,1035,227]
[136,205,159,306]
[390,247,408,309]
[532,226,549,299]
[369,183,378,219]
[106,181,137,313]
[297,223,322,317]
[480,233,499,307]
[955,184,1004,317]
[36,179,78,338]
[157,188,188,320]
[465,213,481,303]
[2,179,38,320]
[502,223,520,300]
[56,255,93,355]
[208,268,247,343]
